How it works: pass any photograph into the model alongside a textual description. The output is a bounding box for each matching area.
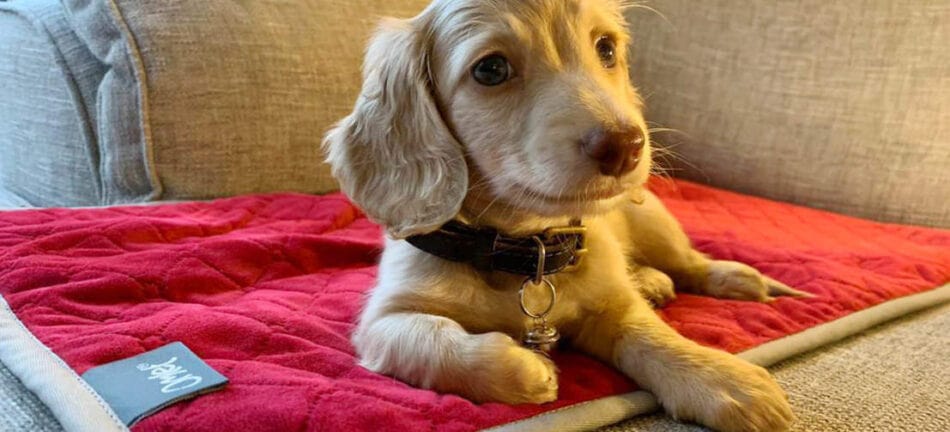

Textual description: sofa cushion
[0,0,106,207]
[62,0,431,203]
[627,0,950,227]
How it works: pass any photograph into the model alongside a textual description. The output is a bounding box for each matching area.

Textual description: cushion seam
[102,0,163,202]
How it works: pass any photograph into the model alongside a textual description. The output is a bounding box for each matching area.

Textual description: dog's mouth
[512,182,628,205]
[533,187,624,203]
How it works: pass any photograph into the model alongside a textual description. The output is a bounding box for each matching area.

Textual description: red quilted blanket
[0,179,948,432]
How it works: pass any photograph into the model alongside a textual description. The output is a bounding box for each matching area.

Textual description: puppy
[324,1,803,431]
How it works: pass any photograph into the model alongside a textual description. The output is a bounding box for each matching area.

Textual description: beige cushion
[627,0,950,227]
[66,0,430,201]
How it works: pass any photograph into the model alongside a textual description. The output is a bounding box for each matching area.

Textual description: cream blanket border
[1,284,947,432]
[0,296,127,432]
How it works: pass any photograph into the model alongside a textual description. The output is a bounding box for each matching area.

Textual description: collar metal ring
[519,278,557,319]
[530,236,545,284]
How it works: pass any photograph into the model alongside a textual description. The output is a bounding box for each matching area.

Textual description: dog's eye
[472,54,512,86]
[596,36,617,68]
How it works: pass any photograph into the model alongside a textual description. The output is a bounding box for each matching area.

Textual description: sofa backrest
[0,0,105,208]
[5,0,446,209]
[626,0,949,227]
[3,0,946,228]
[62,0,431,204]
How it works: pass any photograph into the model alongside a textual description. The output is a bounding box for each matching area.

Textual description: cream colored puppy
[324,1,802,431]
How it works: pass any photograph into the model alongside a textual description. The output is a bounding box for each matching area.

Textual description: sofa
[1,0,947,431]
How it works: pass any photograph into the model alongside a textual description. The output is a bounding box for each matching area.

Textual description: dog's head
[324,0,650,238]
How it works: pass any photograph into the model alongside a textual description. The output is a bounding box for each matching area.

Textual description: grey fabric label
[81,342,228,426]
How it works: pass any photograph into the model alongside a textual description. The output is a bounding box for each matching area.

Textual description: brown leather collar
[405,220,587,276]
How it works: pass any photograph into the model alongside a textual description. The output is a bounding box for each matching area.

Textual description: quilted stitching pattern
[0,179,948,431]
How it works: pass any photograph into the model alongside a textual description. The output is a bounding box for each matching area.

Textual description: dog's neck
[457,191,576,237]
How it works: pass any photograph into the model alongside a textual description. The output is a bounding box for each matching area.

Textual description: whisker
[647,127,688,137]
[619,1,673,28]
[649,136,711,183]
[473,194,503,223]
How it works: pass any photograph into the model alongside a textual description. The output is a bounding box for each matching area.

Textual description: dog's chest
[467,246,634,338]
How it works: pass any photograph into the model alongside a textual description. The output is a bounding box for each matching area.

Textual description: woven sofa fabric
[627,0,950,228]
[0,0,105,208]
[61,0,431,202]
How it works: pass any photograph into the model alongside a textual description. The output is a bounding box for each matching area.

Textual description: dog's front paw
[634,266,676,307]
[660,350,794,432]
[705,260,810,302]
[473,333,558,404]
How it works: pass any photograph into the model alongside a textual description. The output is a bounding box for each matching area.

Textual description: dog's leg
[574,296,794,432]
[354,312,557,404]
[623,191,809,301]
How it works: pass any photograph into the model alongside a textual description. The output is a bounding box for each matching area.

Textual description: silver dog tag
[519,237,561,352]
[520,276,560,352]
[523,320,560,352]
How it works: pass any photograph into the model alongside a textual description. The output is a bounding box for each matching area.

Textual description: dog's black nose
[581,125,645,177]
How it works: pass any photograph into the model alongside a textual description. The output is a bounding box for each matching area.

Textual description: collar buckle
[542,221,588,272]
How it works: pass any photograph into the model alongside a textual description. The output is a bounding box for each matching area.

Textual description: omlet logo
[137,357,203,394]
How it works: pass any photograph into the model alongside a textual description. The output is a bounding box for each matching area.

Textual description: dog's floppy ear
[323,17,467,239]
